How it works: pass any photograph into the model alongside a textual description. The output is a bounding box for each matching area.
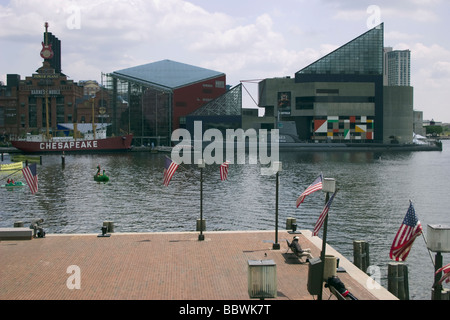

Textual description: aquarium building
[107,60,227,146]
[258,23,414,144]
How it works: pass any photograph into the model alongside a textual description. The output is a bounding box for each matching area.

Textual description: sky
[1,0,449,123]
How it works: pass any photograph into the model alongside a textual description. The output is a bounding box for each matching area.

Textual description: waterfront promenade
[0,229,396,300]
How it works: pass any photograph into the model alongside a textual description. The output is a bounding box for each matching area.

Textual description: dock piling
[353,240,370,273]
[388,262,409,300]
[103,221,114,233]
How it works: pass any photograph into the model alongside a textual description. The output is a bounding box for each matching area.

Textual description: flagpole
[164,155,190,172]
[409,198,435,268]
[421,233,435,268]
[318,191,330,301]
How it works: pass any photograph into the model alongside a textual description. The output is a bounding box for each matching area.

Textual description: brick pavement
[0,230,396,300]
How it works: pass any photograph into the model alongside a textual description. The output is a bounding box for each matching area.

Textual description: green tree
[425,125,443,136]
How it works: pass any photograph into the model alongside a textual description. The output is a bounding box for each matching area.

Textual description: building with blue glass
[257,23,414,144]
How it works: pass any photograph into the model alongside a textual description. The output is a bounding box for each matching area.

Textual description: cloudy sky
[1,0,449,122]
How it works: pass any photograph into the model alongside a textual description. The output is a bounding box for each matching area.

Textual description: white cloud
[1,0,450,121]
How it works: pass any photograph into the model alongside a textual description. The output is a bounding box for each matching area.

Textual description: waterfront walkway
[0,229,396,300]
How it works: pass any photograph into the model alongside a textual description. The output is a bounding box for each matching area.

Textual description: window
[316,89,339,95]
[295,97,314,110]
[57,96,65,124]
[28,97,37,128]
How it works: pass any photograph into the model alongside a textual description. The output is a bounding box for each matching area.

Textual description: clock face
[41,49,52,58]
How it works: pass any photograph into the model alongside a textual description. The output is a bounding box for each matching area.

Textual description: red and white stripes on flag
[220,161,230,181]
[296,174,323,208]
[163,157,179,186]
[389,201,423,262]
[22,163,38,194]
[436,263,450,285]
[312,190,337,237]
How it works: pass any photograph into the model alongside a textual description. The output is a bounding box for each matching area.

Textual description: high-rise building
[383,47,392,86]
[385,49,411,86]
[45,32,62,75]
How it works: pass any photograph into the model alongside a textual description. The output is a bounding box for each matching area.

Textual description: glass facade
[297,23,383,76]
[189,84,242,116]
[106,75,171,146]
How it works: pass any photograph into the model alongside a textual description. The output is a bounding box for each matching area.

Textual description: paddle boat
[1,181,26,188]
[94,173,109,182]
[94,165,109,182]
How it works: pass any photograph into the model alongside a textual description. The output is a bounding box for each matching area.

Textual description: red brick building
[0,24,128,142]
[109,59,227,146]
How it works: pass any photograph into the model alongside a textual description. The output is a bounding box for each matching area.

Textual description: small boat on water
[94,165,109,182]
[94,174,109,182]
[0,162,23,171]
[1,181,25,188]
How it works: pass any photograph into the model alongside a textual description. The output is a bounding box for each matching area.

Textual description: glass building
[106,60,227,147]
[257,23,412,144]
[297,23,384,76]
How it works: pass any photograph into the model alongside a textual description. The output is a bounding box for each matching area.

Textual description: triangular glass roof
[112,59,225,90]
[189,84,242,116]
[296,23,384,76]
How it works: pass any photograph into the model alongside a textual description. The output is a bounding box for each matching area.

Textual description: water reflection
[1,141,449,299]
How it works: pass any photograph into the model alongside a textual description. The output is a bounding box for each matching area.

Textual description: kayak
[0,162,23,171]
[1,181,26,188]
[94,174,109,182]
[11,155,41,163]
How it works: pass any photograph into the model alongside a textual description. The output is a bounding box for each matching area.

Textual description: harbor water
[1,140,449,300]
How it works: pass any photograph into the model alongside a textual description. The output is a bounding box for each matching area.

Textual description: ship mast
[44,22,50,139]
[92,95,96,139]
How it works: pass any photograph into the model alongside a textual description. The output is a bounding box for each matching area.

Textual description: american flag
[312,190,337,236]
[436,263,450,285]
[220,161,230,181]
[389,201,423,261]
[163,157,179,186]
[22,163,38,194]
[296,174,323,208]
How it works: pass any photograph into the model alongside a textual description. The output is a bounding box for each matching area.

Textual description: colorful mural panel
[313,116,374,141]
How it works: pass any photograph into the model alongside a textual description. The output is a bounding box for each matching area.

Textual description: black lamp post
[318,178,336,300]
[198,159,205,241]
[273,161,282,250]
[426,224,450,300]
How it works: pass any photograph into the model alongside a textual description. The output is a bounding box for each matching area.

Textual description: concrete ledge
[0,227,33,241]
[301,229,398,300]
